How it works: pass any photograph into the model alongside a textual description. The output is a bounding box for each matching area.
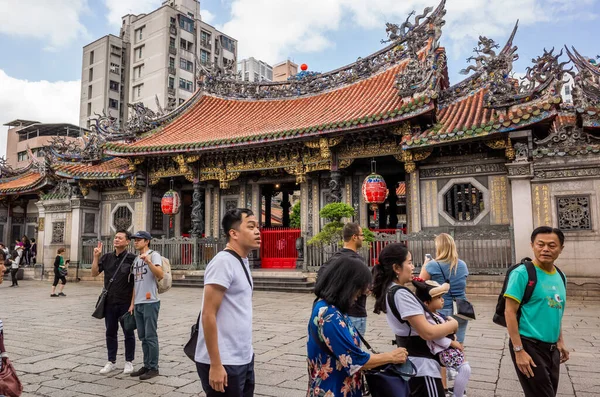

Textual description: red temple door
[260,228,301,268]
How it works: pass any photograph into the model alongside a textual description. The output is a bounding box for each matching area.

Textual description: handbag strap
[435,261,455,299]
[224,249,253,289]
[105,251,129,293]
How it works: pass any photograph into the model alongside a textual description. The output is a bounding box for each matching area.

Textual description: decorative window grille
[152,202,163,230]
[113,206,133,231]
[51,221,65,243]
[557,196,591,231]
[443,183,484,222]
[84,213,96,234]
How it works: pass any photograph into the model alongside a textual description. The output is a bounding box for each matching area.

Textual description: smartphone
[425,254,432,261]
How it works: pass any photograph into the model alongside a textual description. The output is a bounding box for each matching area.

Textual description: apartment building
[3,120,83,169]
[79,0,237,128]
[237,57,273,82]
[273,60,298,82]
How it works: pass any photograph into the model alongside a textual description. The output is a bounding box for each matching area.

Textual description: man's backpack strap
[555,265,566,287]
[521,261,538,306]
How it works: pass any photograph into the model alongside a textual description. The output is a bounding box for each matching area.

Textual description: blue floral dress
[307,300,371,397]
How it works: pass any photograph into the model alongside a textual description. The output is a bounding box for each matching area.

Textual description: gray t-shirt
[195,251,253,365]
[132,251,162,305]
[386,284,441,378]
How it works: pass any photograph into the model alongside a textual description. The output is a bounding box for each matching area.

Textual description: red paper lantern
[161,189,181,227]
[362,173,388,220]
[300,63,308,71]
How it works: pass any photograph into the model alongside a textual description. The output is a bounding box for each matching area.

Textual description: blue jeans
[348,316,367,338]
[134,301,160,370]
[439,308,468,343]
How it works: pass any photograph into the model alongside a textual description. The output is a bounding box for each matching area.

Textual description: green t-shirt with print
[504,263,566,343]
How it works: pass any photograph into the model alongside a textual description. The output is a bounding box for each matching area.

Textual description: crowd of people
[0,210,570,397]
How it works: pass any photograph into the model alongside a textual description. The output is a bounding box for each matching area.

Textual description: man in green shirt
[504,226,570,397]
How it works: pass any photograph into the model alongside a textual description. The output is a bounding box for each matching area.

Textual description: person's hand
[446,316,459,332]
[557,341,570,363]
[93,242,103,258]
[450,340,464,351]
[515,350,537,378]
[139,253,152,264]
[128,304,134,314]
[424,256,432,264]
[209,364,228,392]
[388,347,408,364]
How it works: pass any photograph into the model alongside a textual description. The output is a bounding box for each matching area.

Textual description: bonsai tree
[308,202,374,245]
[290,201,301,228]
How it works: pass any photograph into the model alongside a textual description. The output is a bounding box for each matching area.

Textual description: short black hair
[0,250,6,261]
[314,256,371,313]
[115,230,131,240]
[222,208,254,241]
[342,223,361,242]
[31,238,35,243]
[531,226,565,246]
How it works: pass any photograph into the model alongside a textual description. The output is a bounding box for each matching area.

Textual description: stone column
[35,201,46,271]
[204,186,212,238]
[212,186,220,237]
[69,199,84,268]
[407,171,421,233]
[329,171,343,203]
[507,162,534,264]
[190,180,204,238]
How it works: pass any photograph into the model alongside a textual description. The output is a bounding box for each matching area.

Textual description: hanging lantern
[362,159,388,221]
[300,63,308,71]
[161,186,181,228]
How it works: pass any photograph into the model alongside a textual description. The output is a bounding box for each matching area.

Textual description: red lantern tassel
[170,216,173,228]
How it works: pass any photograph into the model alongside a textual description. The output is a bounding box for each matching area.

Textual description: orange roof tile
[105,62,436,155]
[0,172,45,195]
[53,158,131,179]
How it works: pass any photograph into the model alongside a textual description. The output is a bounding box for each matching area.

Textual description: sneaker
[50,294,58,297]
[139,369,159,380]
[99,362,117,374]
[58,292,66,297]
[130,366,148,377]
[123,361,134,374]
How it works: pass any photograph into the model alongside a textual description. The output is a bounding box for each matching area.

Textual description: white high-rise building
[237,57,273,82]
[79,0,237,128]
[561,73,575,104]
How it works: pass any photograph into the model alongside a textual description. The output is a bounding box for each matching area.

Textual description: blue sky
[0,0,598,157]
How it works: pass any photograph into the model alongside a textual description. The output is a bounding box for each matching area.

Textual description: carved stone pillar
[329,171,343,203]
[507,162,534,264]
[190,181,204,238]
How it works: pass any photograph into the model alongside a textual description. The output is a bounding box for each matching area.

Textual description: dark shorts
[196,355,255,397]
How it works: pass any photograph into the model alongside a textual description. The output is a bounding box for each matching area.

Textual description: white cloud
[218,0,595,65]
[104,0,162,27]
[0,0,89,51]
[0,70,80,157]
[202,9,216,24]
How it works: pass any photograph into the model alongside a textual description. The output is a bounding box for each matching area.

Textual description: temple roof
[53,158,132,180]
[0,171,46,196]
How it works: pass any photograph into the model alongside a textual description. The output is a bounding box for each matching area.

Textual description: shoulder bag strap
[436,261,456,298]
[105,251,129,293]
[224,249,253,289]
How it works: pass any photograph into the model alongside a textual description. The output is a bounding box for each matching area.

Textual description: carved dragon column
[190,179,204,238]
[329,171,343,203]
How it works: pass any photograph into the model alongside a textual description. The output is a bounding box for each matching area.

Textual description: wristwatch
[513,345,524,352]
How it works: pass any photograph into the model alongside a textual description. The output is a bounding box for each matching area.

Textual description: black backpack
[493,261,566,327]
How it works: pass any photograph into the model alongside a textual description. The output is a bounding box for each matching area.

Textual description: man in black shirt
[91,230,137,375]
[317,222,368,337]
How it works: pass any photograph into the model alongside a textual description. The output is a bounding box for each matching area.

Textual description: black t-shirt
[99,251,137,305]
[317,248,368,318]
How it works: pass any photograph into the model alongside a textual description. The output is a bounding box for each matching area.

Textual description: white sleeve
[204,255,234,289]
[395,289,425,320]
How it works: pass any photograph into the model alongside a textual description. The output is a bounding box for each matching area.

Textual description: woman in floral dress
[307,256,408,397]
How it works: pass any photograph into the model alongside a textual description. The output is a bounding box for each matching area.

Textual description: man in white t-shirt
[195,208,260,397]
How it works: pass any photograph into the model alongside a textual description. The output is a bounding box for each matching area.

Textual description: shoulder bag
[183,249,252,361]
[92,253,130,319]
[0,331,23,397]
[436,261,476,321]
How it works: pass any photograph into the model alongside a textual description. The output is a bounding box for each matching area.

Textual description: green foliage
[319,203,356,222]
[308,221,344,245]
[290,201,301,228]
[362,227,375,243]
[309,203,370,245]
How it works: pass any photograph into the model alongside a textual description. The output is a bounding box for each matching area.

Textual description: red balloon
[300,63,308,71]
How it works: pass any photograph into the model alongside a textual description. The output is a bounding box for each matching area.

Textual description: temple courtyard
[1,281,599,397]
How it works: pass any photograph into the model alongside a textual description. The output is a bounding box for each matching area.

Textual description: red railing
[260,228,301,269]
[368,228,406,265]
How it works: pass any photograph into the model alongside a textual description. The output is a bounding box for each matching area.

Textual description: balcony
[170,25,177,35]
[200,40,211,49]
[168,87,176,96]
[169,46,177,56]
[168,66,176,75]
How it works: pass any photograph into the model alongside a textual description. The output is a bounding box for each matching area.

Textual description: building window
[51,221,65,244]
[88,84,93,99]
[109,98,118,109]
[179,98,185,105]
[90,50,94,64]
[179,78,193,91]
[244,71,249,81]
[113,205,133,231]
[136,45,144,60]
[444,183,484,222]
[180,38,193,52]
[152,202,163,230]
[179,58,193,72]
[179,15,194,32]
[134,65,143,79]
[254,72,259,81]
[17,151,28,162]
[84,213,96,234]
[169,57,175,68]
[134,85,143,98]
[168,76,175,89]
[557,196,591,231]
[200,50,209,64]
[110,62,120,74]
[170,17,176,25]
[109,80,119,91]
[267,69,273,80]
[135,26,144,42]
[220,36,235,52]
[201,30,211,46]
[564,85,571,96]
[87,102,92,117]
[89,67,93,81]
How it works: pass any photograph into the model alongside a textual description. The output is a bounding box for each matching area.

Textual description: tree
[308,203,374,245]
[290,201,301,228]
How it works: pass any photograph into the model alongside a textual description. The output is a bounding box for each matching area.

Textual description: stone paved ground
[1,281,599,397]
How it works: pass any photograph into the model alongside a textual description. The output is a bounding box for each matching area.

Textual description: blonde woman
[419,233,469,343]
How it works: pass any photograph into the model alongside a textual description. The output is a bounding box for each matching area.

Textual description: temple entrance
[260,182,301,268]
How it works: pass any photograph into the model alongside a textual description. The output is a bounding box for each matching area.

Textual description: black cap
[131,231,152,240]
